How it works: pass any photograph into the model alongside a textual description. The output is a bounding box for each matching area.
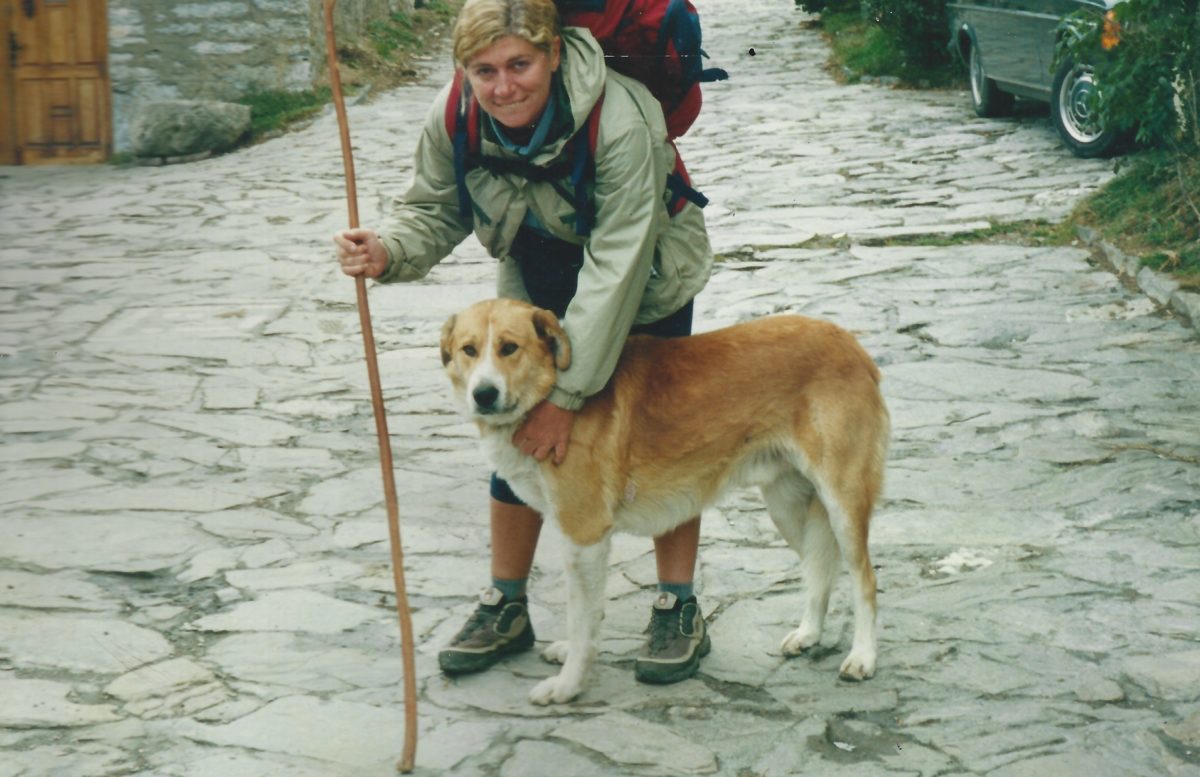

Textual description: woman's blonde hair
[452,0,561,67]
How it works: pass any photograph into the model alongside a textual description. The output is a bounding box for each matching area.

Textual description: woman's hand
[514,401,575,465]
[333,228,389,278]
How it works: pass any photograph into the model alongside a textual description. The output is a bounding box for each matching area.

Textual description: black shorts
[490,226,694,506]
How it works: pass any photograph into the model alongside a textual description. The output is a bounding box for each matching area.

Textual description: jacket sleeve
[374,85,474,284]
[547,115,665,410]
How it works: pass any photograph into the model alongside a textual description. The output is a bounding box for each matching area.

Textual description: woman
[333,0,714,685]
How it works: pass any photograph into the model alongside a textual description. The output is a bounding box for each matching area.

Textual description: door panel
[1007,0,1057,90]
[1,2,15,163]
[961,2,1024,86]
[10,0,110,164]
[77,76,101,143]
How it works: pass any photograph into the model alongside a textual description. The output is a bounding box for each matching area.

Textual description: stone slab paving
[2,1,1199,775]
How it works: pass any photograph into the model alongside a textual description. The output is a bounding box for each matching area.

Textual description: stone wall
[107,0,410,152]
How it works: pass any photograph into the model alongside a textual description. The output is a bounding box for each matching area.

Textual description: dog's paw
[838,650,876,682]
[780,626,821,657]
[541,640,570,665]
[528,673,583,706]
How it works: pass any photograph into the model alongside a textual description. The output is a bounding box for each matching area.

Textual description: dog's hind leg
[762,475,841,657]
[818,485,878,681]
[528,533,611,705]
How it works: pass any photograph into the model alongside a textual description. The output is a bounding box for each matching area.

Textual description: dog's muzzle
[472,383,501,414]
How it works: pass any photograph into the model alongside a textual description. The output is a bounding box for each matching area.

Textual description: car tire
[1050,57,1122,158]
[968,39,1014,118]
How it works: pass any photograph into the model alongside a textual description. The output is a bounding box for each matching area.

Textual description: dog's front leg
[529,534,611,705]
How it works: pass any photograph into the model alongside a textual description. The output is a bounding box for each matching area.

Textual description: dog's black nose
[473,384,499,411]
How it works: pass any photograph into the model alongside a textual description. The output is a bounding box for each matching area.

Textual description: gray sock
[492,577,527,601]
[657,581,694,602]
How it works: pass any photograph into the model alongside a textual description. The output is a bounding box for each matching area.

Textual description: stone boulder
[130,100,251,160]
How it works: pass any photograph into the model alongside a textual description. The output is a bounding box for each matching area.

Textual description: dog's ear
[532,308,571,370]
[439,314,457,366]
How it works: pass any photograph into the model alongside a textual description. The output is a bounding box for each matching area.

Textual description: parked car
[947,0,1125,157]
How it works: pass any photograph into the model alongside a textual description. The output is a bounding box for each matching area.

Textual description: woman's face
[465,35,561,131]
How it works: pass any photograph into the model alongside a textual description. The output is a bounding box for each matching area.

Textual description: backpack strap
[665,142,708,215]
[446,68,595,230]
[442,80,702,234]
[446,70,481,222]
[570,91,606,236]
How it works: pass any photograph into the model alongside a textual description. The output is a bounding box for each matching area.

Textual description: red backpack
[446,0,727,235]
[557,0,727,140]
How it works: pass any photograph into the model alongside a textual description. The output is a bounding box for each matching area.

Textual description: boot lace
[645,608,680,653]
[454,604,500,642]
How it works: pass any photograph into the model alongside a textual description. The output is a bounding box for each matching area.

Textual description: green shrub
[820,7,906,80]
[368,11,418,58]
[813,1,960,86]
[862,0,954,71]
[1077,150,1200,281]
[237,87,332,138]
[794,0,860,14]
[1059,0,1199,151]
[370,0,457,58]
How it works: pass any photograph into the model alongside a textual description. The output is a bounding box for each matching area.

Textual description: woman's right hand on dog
[333,228,389,278]
[514,401,575,466]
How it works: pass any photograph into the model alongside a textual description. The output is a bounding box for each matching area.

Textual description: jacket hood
[559,27,606,135]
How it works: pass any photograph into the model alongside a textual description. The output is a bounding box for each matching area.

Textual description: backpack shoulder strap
[446,70,481,222]
[586,91,604,154]
[569,91,606,236]
[666,147,708,215]
[570,90,707,232]
[444,69,464,139]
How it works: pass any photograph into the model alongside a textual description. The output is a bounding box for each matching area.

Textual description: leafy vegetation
[861,0,954,73]
[796,0,961,87]
[333,0,462,91]
[1058,0,1198,151]
[237,87,332,139]
[368,0,458,59]
[1056,0,1199,281]
[1071,152,1200,285]
[863,220,1076,248]
[817,7,906,82]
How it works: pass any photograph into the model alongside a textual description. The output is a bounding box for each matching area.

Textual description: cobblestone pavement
[2,2,1199,775]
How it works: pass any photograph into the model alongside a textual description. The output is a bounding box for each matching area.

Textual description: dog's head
[440,299,572,426]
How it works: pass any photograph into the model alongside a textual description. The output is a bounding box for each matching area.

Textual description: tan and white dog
[440,298,890,705]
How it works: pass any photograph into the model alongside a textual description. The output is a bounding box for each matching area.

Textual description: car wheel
[1051,58,1122,158]
[968,39,1014,118]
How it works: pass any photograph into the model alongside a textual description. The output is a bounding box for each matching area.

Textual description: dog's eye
[462,345,477,358]
[499,342,519,357]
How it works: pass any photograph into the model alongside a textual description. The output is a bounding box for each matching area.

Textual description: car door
[1002,0,1057,95]
[958,0,1024,86]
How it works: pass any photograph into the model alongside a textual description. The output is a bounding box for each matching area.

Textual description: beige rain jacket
[374,27,713,410]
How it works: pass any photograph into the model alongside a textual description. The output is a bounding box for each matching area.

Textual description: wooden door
[1,2,13,163]
[3,0,110,164]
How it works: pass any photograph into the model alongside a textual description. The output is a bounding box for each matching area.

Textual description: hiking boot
[438,587,536,675]
[634,592,711,684]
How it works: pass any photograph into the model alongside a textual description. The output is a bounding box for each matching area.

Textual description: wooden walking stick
[321,1,418,772]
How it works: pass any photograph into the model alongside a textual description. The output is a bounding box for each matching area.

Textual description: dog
[440,298,890,705]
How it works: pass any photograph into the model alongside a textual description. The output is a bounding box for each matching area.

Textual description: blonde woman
[333,0,714,685]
